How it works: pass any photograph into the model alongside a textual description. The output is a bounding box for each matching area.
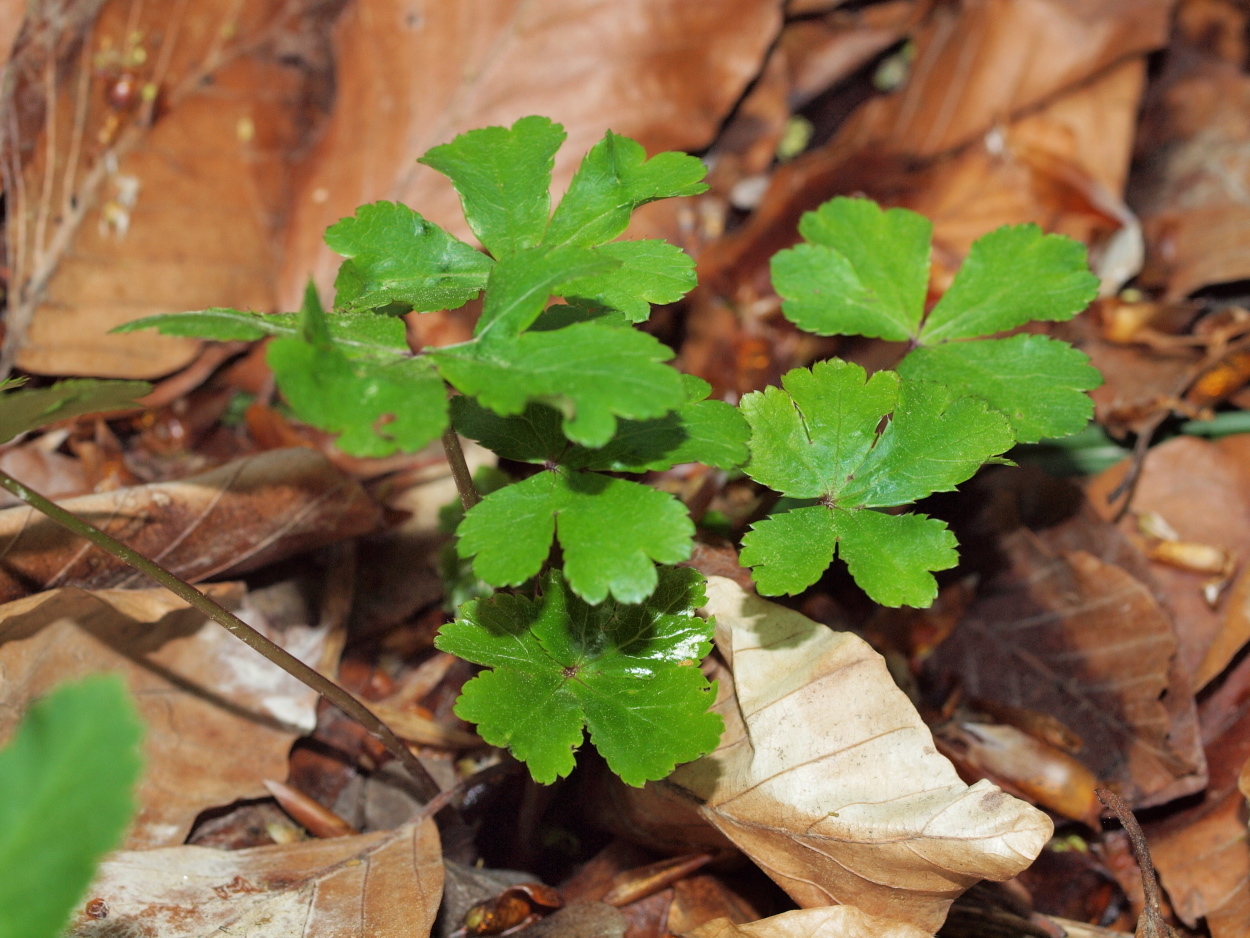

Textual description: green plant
[0,676,144,938]
[120,116,1101,785]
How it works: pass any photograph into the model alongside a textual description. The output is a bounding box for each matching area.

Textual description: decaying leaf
[928,523,1207,808]
[608,578,1050,934]
[0,447,381,604]
[681,907,931,938]
[65,819,442,937]
[0,583,327,847]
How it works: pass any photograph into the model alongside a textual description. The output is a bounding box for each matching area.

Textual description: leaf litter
[6,1,1250,937]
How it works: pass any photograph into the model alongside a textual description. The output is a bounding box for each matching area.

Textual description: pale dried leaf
[0,584,326,847]
[65,819,442,937]
[625,578,1050,934]
[0,447,380,604]
[681,907,932,938]
[278,0,783,307]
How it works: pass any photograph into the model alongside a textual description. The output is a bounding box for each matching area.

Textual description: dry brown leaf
[0,583,327,847]
[65,819,442,936]
[929,525,1206,808]
[610,578,1050,934]
[0,447,380,604]
[1088,436,1250,684]
[6,0,331,377]
[278,0,783,308]
[681,907,932,938]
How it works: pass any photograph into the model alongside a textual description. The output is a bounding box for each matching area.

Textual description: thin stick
[0,469,442,804]
[442,427,480,511]
[1096,788,1179,938]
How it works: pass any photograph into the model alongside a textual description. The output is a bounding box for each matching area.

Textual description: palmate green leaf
[266,285,447,456]
[419,116,566,258]
[0,378,151,445]
[432,319,686,448]
[899,334,1101,443]
[324,201,492,312]
[455,467,694,604]
[450,374,748,472]
[544,132,708,249]
[561,240,697,322]
[436,567,722,785]
[769,197,1102,441]
[0,675,143,938]
[738,360,1013,606]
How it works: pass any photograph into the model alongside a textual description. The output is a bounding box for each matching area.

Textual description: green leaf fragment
[433,320,686,448]
[739,506,839,597]
[545,132,707,249]
[456,469,694,604]
[0,675,143,938]
[436,568,722,785]
[0,379,151,445]
[325,201,492,313]
[919,223,1099,343]
[561,239,696,322]
[899,334,1101,443]
[419,116,566,258]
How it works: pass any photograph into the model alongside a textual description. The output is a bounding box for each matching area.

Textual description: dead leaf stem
[1095,788,1180,938]
[0,467,443,803]
[442,426,481,511]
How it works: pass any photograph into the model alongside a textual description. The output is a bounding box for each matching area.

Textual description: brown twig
[1096,788,1180,938]
[442,427,481,511]
[0,468,443,804]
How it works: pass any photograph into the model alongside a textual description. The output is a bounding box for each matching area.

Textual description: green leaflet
[435,567,722,785]
[738,360,1013,606]
[420,116,566,259]
[0,379,151,445]
[455,468,694,605]
[561,240,697,322]
[545,132,707,249]
[769,196,1102,440]
[0,676,143,938]
[325,201,493,312]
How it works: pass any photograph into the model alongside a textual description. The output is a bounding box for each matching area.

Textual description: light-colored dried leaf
[0,447,380,604]
[619,578,1050,934]
[0,583,326,847]
[681,907,931,938]
[278,0,784,308]
[66,819,442,937]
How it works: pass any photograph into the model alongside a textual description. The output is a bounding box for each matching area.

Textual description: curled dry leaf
[0,447,381,604]
[929,523,1206,808]
[65,819,442,937]
[279,0,784,307]
[608,578,1050,934]
[0,584,326,847]
[681,906,931,938]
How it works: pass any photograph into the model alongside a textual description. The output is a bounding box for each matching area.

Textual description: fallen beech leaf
[369,702,481,750]
[264,779,359,839]
[64,819,442,937]
[929,527,1206,808]
[665,875,759,935]
[279,0,783,308]
[0,584,326,847]
[0,447,381,604]
[621,578,1050,934]
[681,906,931,938]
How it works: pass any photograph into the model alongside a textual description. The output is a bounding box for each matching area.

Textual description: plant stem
[442,426,480,511]
[0,469,442,803]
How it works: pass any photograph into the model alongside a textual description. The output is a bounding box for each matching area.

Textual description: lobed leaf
[455,469,694,604]
[419,116,566,258]
[0,379,151,445]
[898,334,1101,443]
[561,239,697,322]
[545,131,707,249]
[436,568,722,785]
[325,201,492,313]
[0,676,143,938]
[473,246,618,345]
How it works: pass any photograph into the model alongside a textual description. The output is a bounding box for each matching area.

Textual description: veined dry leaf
[0,447,381,604]
[612,578,1050,934]
[929,527,1206,808]
[6,0,333,377]
[65,819,442,937]
[278,0,783,308]
[0,583,326,847]
[681,907,931,938]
